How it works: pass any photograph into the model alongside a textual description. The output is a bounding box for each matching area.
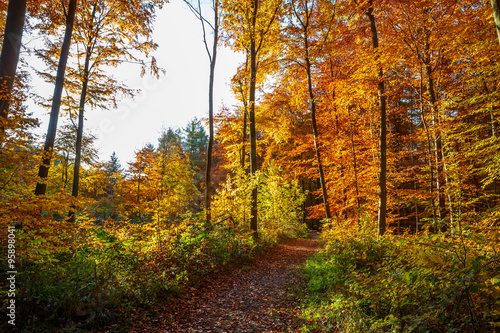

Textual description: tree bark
[304,45,331,219]
[68,44,91,221]
[249,0,259,235]
[0,0,27,132]
[241,107,248,169]
[492,0,500,46]
[348,112,361,223]
[292,0,331,220]
[425,63,447,225]
[35,0,78,196]
[366,3,387,237]
[205,1,218,226]
[183,0,219,226]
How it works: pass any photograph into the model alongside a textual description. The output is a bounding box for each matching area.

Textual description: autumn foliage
[0,0,499,331]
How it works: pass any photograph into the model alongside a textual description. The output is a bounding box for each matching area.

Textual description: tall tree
[34,0,77,196]
[492,0,500,45]
[356,0,387,236]
[288,0,332,219]
[67,0,160,220]
[0,0,27,132]
[183,0,220,225]
[222,0,283,235]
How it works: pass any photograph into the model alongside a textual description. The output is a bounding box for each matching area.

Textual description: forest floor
[130,232,320,333]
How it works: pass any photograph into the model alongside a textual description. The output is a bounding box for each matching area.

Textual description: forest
[0,0,499,332]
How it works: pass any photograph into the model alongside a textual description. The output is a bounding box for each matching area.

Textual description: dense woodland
[1,0,500,331]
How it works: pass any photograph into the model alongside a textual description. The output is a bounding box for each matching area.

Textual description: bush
[296,220,500,332]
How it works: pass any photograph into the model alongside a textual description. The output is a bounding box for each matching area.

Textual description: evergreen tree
[104,151,121,195]
[105,152,121,175]
[158,127,182,156]
[183,117,208,172]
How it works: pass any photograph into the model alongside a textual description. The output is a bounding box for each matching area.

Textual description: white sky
[30,0,244,166]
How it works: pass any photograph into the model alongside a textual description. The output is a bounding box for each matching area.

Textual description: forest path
[133,232,319,332]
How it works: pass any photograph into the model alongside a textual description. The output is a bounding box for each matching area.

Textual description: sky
[31,0,244,166]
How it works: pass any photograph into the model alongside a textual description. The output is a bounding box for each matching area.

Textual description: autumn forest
[1,0,500,332]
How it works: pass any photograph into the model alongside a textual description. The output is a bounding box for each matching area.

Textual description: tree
[183,0,220,225]
[34,0,77,196]
[364,0,387,237]
[104,151,121,195]
[287,0,333,220]
[69,0,160,220]
[0,0,27,133]
[183,117,208,174]
[183,118,208,209]
[492,0,500,45]
[52,122,98,193]
[221,0,283,235]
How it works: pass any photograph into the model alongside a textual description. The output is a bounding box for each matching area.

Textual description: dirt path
[134,232,319,332]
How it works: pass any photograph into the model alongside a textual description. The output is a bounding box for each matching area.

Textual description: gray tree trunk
[0,0,27,131]
[35,0,78,195]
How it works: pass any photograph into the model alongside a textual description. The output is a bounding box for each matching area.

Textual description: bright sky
[31,0,243,166]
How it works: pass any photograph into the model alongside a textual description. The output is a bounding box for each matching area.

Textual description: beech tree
[492,0,500,45]
[35,0,77,196]
[183,0,220,225]
[35,0,162,217]
[221,0,283,235]
[0,0,27,133]
[362,0,387,237]
[286,0,333,220]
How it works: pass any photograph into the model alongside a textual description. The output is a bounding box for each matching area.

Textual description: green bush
[297,226,500,332]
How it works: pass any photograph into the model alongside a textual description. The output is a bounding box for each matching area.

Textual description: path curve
[134,232,318,332]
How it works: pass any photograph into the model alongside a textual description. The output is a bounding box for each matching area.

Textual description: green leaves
[298,229,500,332]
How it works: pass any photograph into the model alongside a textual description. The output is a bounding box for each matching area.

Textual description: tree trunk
[0,0,27,132]
[205,2,218,226]
[425,63,447,225]
[249,0,259,235]
[68,42,92,222]
[491,0,500,46]
[482,78,497,138]
[35,0,77,196]
[293,0,331,220]
[183,0,219,226]
[241,108,248,170]
[348,112,361,223]
[305,58,331,219]
[418,63,437,227]
[366,3,387,237]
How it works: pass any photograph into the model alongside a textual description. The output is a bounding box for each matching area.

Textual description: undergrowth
[297,217,500,332]
[0,217,263,332]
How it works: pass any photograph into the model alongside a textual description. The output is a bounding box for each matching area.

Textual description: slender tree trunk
[482,78,497,138]
[491,0,500,46]
[409,107,419,232]
[35,0,77,196]
[304,52,332,219]
[425,63,447,225]
[366,3,387,237]
[295,0,331,220]
[241,108,248,170]
[249,0,259,235]
[205,3,218,226]
[68,43,92,222]
[137,176,141,222]
[241,105,248,227]
[183,0,219,226]
[348,113,361,223]
[304,46,331,219]
[418,63,437,227]
[0,0,27,132]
